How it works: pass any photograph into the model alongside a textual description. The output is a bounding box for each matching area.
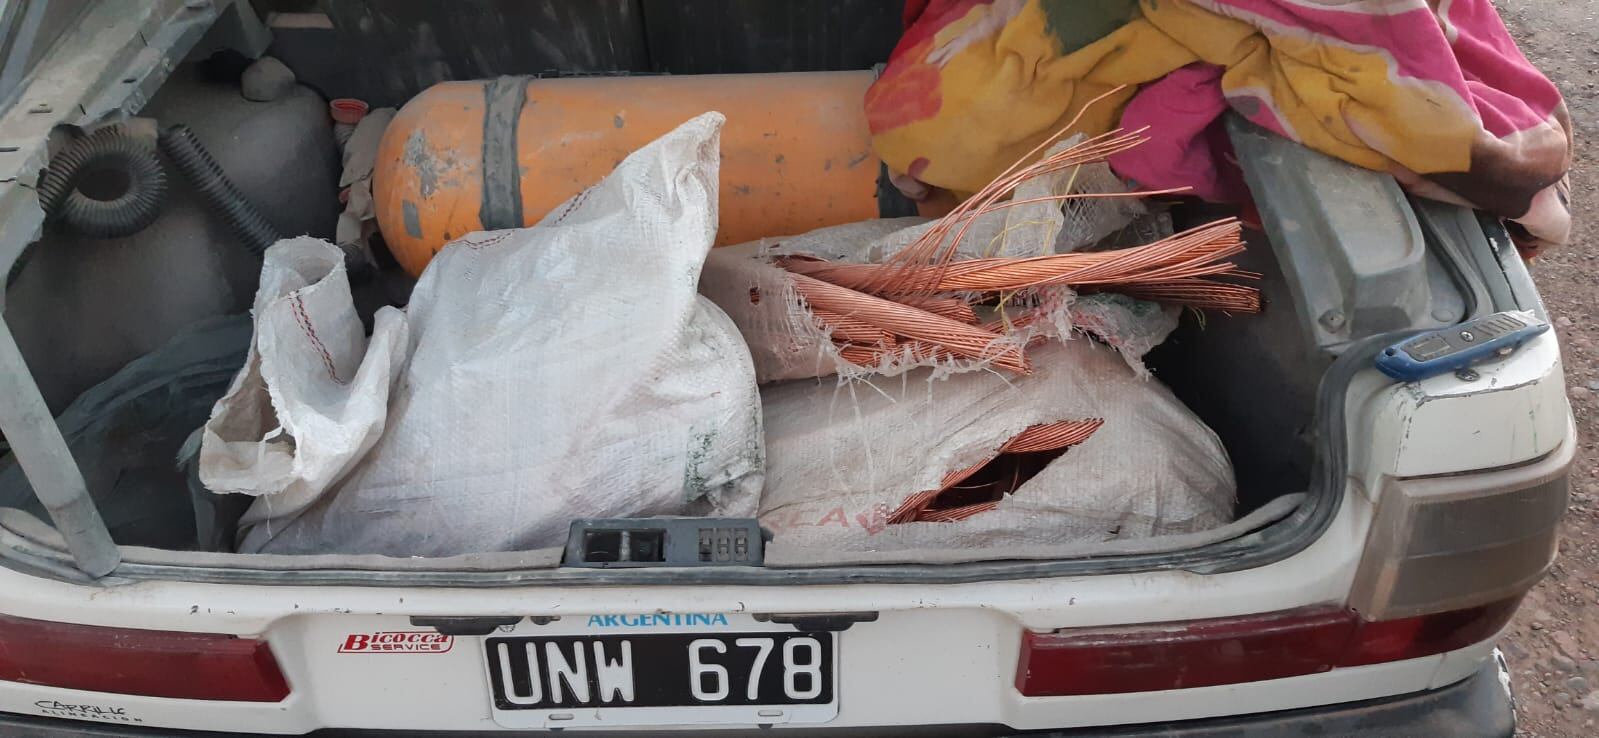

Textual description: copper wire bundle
[888,419,1105,524]
[789,272,1031,373]
[776,86,1260,375]
[780,219,1254,295]
[864,126,1156,295]
[784,217,1259,373]
[1092,279,1261,312]
[810,308,895,346]
[896,295,979,324]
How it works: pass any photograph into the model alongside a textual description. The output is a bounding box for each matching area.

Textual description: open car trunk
[0,0,1511,584]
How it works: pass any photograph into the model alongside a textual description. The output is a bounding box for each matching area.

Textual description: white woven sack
[229,113,763,555]
[199,238,410,539]
[758,338,1234,564]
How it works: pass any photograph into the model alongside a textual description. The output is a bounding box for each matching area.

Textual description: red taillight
[1016,607,1355,697]
[1340,597,1522,667]
[1016,596,1520,697]
[0,614,290,702]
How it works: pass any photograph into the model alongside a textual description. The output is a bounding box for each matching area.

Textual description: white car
[0,1,1569,735]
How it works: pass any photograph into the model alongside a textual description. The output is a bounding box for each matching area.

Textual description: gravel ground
[1495,1,1599,735]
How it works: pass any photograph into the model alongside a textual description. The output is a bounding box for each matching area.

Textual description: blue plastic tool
[1375,311,1550,382]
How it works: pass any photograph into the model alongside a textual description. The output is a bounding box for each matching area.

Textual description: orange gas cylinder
[374,71,900,277]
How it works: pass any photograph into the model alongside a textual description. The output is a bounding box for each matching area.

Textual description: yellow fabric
[872,2,1190,193]
[1140,0,1478,172]
[871,0,1482,195]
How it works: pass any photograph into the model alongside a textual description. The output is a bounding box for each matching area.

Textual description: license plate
[483,617,839,728]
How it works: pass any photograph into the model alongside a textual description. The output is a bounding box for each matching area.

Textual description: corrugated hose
[36,123,168,239]
[158,124,282,256]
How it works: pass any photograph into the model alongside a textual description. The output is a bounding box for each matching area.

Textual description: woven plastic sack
[236,112,763,556]
[757,339,1234,564]
[198,239,410,543]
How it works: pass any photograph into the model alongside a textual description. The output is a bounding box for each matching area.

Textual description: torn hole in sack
[888,418,1104,524]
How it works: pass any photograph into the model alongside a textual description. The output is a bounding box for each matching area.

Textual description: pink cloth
[1108,64,1247,204]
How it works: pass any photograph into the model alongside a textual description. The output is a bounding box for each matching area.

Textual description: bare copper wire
[887,419,1105,524]
[895,295,979,324]
[810,308,896,346]
[1097,280,1262,312]
[776,85,1259,375]
[867,123,1152,295]
[781,219,1248,295]
[997,418,1105,453]
[916,501,1001,523]
[789,272,1031,374]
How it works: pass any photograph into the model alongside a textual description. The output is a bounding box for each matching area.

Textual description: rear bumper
[0,657,1513,737]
